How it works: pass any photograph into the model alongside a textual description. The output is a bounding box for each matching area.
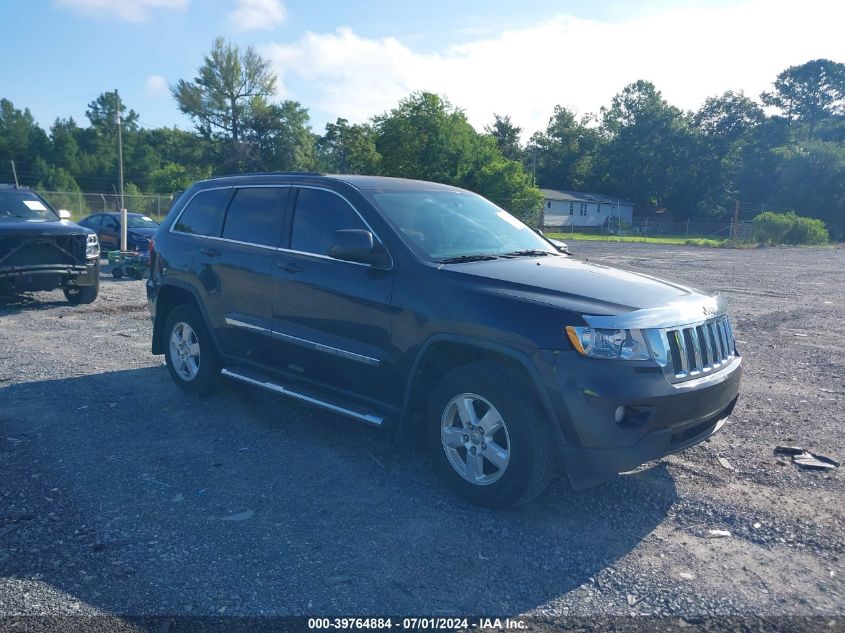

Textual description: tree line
[1,37,843,238]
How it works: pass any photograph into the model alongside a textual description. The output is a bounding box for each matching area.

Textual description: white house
[540,189,634,228]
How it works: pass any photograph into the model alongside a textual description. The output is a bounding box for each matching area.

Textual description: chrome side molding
[220,368,384,426]
[225,317,381,366]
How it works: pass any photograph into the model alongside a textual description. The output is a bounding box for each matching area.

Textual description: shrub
[753,211,828,245]
[784,216,829,245]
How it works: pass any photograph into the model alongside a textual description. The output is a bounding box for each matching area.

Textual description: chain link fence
[37,190,177,223]
[544,218,753,242]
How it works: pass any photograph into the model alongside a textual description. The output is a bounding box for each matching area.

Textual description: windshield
[0,191,59,221]
[366,190,555,261]
[126,215,159,229]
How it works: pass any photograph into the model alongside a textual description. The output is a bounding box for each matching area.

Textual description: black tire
[163,304,221,395]
[426,360,557,509]
[111,267,123,279]
[63,279,99,304]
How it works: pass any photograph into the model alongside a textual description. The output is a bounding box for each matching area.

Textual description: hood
[442,255,705,316]
[0,218,92,237]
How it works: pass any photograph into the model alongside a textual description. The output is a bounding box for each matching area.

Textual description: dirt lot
[0,243,843,625]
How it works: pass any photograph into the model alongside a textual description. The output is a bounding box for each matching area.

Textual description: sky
[2,0,844,140]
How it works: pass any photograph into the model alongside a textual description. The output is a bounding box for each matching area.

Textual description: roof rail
[215,171,324,179]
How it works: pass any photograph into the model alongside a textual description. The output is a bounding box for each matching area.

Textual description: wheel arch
[397,335,566,451]
[151,281,218,356]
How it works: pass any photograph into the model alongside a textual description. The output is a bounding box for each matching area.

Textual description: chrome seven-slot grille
[662,315,735,380]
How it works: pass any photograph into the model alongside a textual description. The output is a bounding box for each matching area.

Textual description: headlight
[86,233,100,259]
[566,326,653,361]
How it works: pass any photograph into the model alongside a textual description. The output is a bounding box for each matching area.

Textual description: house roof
[540,188,634,206]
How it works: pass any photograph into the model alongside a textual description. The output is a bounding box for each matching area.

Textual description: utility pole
[731,199,740,246]
[115,89,127,252]
[10,160,19,187]
[617,199,622,243]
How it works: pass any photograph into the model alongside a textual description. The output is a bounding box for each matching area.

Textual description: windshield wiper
[436,254,500,264]
[501,249,556,257]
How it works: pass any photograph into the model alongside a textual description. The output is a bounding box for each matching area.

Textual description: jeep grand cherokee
[147,173,741,508]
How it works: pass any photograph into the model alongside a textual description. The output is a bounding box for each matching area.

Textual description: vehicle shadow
[0,291,72,311]
[0,367,677,616]
[0,266,141,313]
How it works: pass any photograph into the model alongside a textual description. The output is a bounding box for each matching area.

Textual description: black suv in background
[147,173,741,508]
[0,185,100,303]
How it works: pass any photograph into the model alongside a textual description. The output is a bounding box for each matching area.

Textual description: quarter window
[174,188,232,236]
[290,188,367,256]
[222,187,286,247]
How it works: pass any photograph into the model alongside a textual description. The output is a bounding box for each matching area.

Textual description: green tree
[771,140,845,239]
[485,114,523,162]
[86,92,139,133]
[172,37,277,159]
[694,91,764,153]
[374,92,541,222]
[316,118,381,174]
[243,99,315,172]
[761,59,845,133]
[49,118,82,175]
[374,92,477,184]
[530,106,602,192]
[0,99,50,186]
[601,80,703,213]
[148,162,200,193]
[693,91,765,214]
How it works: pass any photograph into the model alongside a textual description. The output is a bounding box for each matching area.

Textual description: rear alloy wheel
[427,361,557,508]
[163,304,220,395]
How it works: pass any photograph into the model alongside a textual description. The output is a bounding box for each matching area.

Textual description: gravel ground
[0,244,843,627]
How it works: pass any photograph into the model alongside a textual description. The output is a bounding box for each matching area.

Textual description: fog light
[614,406,626,423]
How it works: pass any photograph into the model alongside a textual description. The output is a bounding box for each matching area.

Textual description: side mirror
[58,209,71,220]
[329,229,390,268]
[548,238,571,254]
[534,228,544,236]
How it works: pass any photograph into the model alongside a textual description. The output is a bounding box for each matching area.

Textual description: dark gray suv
[147,173,741,507]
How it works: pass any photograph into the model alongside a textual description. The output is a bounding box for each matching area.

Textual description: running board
[220,368,384,427]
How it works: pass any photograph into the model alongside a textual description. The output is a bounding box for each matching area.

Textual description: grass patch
[546,233,728,247]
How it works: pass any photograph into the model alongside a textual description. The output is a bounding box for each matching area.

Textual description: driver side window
[290,188,367,257]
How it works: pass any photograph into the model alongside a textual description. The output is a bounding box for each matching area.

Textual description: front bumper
[0,259,99,289]
[534,349,742,489]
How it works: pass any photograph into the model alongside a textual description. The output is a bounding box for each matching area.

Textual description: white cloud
[264,0,845,139]
[145,75,169,97]
[55,0,188,22]
[228,0,286,31]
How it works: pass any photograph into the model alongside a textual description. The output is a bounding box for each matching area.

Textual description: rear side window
[290,188,366,256]
[174,188,232,236]
[222,187,286,247]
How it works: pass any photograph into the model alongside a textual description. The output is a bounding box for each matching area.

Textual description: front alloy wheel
[427,361,557,508]
[441,393,511,485]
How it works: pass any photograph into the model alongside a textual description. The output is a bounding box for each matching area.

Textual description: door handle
[200,247,221,257]
[278,261,303,274]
